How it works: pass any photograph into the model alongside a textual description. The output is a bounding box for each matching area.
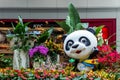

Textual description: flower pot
[13,49,29,70]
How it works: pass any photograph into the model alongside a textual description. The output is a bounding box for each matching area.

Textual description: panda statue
[64,29,98,71]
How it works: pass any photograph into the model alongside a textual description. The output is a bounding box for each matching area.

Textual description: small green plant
[0,54,12,68]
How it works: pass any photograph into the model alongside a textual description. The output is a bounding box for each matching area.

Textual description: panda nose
[72,44,79,48]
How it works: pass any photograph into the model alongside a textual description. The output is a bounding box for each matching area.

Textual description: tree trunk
[13,49,29,70]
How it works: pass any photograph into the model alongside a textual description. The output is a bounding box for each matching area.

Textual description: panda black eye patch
[79,36,91,46]
[66,40,74,51]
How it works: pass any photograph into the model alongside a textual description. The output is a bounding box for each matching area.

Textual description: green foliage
[115,73,120,80]
[13,16,30,37]
[6,16,35,52]
[67,3,81,30]
[56,3,83,34]
[0,54,12,68]
[93,25,105,46]
[36,28,53,45]
[56,21,70,33]
[95,25,104,35]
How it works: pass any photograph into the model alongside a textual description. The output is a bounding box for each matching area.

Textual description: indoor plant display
[6,16,36,69]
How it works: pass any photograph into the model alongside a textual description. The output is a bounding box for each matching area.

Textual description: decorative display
[64,30,97,71]
[0,3,120,80]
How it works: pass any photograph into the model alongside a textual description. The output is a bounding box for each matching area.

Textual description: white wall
[0,0,120,8]
[0,0,120,51]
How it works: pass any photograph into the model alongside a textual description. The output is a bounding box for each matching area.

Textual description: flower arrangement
[29,45,49,63]
[1,3,120,80]
[0,67,117,80]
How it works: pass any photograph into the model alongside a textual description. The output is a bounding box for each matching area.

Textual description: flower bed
[0,67,119,80]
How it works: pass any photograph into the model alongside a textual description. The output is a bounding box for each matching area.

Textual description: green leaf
[78,74,87,79]
[115,73,120,80]
[66,16,72,28]
[18,16,24,26]
[37,33,49,45]
[95,25,104,35]
[75,23,83,30]
[56,21,70,33]
[24,22,31,32]
[68,3,81,30]
[48,27,54,36]
[6,34,15,39]
[81,23,89,29]
[56,3,81,34]
[36,28,53,45]
[97,37,104,46]
[11,22,15,29]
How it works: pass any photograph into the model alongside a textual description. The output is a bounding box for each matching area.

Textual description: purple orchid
[29,45,49,58]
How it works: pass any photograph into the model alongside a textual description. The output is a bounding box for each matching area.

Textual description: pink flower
[98,50,120,66]
[97,45,112,53]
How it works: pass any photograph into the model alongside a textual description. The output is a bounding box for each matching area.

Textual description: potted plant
[6,16,37,69]
[29,26,53,69]
[29,45,49,69]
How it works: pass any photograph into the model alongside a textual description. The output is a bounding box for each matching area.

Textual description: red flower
[102,27,108,39]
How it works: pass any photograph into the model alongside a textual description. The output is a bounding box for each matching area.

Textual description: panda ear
[89,47,99,59]
[86,27,95,35]
[92,47,99,53]
[62,34,68,42]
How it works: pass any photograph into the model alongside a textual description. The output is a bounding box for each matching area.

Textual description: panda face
[64,30,97,61]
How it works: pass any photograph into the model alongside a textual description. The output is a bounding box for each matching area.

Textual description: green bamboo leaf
[68,3,81,30]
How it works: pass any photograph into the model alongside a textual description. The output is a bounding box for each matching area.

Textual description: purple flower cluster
[29,45,49,58]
